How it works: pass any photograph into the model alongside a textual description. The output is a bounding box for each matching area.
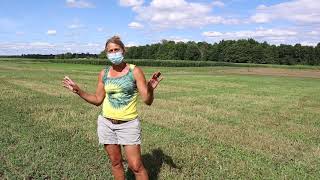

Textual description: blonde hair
[105,35,126,53]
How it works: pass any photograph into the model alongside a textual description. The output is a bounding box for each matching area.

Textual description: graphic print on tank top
[105,76,136,109]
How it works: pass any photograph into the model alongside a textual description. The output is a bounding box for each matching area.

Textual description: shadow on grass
[126,148,180,180]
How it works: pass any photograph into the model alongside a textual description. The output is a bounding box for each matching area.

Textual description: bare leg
[124,145,148,180]
[104,144,125,180]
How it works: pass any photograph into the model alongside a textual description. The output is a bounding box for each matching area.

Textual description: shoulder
[132,65,146,80]
[99,68,106,76]
[133,65,144,75]
[98,67,108,81]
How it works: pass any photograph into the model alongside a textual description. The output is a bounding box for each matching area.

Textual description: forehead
[107,42,121,50]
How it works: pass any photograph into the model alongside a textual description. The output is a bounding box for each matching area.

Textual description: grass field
[1,60,320,179]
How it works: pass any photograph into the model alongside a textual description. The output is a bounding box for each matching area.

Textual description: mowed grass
[0,60,320,179]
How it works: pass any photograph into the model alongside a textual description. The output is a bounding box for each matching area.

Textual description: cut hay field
[1,60,320,179]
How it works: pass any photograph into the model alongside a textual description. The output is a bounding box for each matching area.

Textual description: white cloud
[68,24,84,29]
[47,30,57,35]
[250,13,271,23]
[202,31,223,37]
[86,43,100,47]
[126,42,139,47]
[124,0,238,29]
[301,41,318,46]
[166,36,191,43]
[309,31,319,36]
[128,22,144,29]
[0,42,57,55]
[211,1,224,8]
[250,0,320,24]
[119,0,144,7]
[66,0,95,8]
[67,18,85,29]
[203,29,297,38]
[0,41,105,55]
[16,31,25,36]
[202,28,304,45]
[29,42,56,47]
[61,42,104,53]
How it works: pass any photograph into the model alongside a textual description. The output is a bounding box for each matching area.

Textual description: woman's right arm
[63,70,106,106]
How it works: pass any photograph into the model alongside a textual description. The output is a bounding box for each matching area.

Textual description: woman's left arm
[133,66,163,105]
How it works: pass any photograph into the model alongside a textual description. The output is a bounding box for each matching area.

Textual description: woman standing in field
[62,36,162,180]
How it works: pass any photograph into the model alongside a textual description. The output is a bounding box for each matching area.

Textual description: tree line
[1,39,319,65]
[125,39,320,65]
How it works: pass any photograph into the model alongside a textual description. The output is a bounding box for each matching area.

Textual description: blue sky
[0,0,319,55]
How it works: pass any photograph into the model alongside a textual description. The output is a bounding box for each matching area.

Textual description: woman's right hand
[62,76,81,94]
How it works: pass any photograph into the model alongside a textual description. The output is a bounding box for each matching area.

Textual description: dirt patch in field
[220,68,320,78]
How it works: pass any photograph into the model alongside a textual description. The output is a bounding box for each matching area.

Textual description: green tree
[155,40,176,60]
[64,52,73,59]
[99,51,107,59]
[175,42,187,60]
[184,41,201,60]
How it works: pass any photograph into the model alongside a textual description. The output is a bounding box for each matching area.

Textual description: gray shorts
[97,115,141,145]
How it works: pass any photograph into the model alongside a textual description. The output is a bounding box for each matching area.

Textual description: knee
[128,161,144,173]
[110,159,123,168]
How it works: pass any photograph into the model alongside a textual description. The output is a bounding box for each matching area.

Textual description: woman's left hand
[148,71,163,90]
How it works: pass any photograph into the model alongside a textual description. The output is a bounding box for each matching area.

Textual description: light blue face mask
[107,52,124,65]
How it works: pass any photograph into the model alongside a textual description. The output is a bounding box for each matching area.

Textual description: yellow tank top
[102,64,138,121]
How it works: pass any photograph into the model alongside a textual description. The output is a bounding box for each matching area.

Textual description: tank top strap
[128,64,136,81]
[102,66,111,83]
[129,64,136,71]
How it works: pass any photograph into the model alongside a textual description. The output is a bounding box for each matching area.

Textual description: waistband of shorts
[99,115,139,124]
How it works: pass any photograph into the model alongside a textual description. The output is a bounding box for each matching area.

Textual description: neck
[111,62,126,72]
